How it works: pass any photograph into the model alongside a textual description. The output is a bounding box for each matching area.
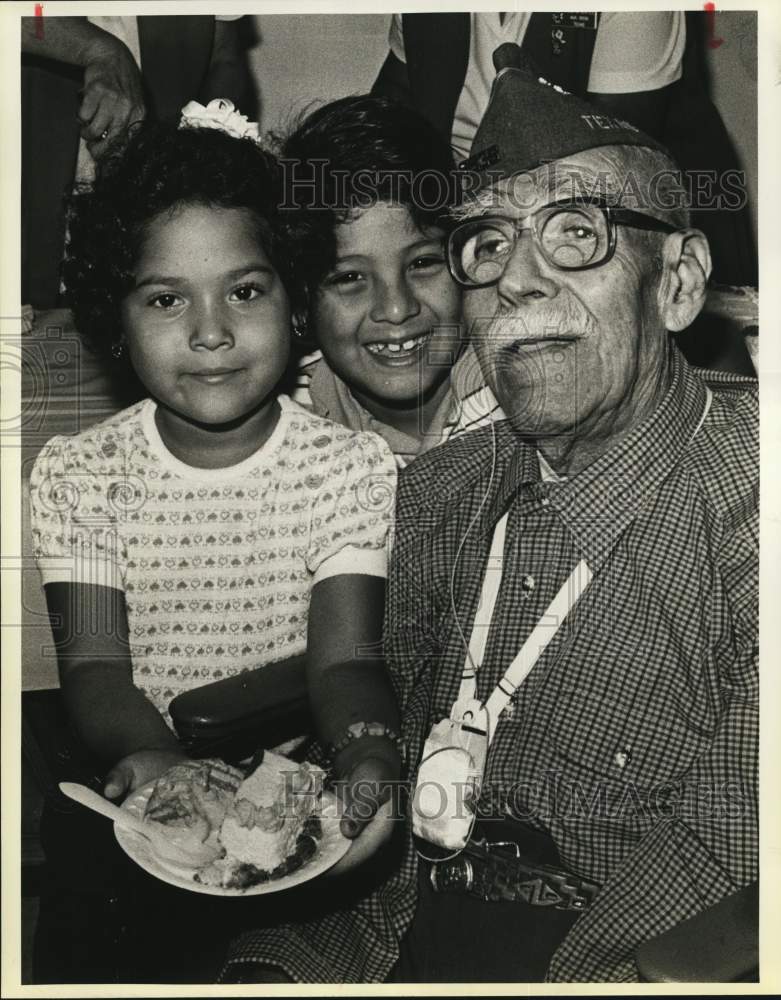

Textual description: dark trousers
[391,820,581,983]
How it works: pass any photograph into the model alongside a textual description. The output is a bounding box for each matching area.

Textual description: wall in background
[704,11,758,253]
[245,11,758,253]
[248,14,388,138]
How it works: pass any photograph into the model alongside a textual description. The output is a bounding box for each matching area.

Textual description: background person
[21,14,252,309]
[373,10,756,286]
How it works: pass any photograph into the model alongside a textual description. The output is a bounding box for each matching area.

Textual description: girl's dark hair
[276,95,458,317]
[63,121,290,361]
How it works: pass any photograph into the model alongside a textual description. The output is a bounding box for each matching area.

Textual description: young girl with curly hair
[29,106,402,857]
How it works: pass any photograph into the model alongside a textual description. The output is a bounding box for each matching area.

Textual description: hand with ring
[79,33,146,160]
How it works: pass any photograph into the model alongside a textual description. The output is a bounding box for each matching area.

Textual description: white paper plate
[115,779,350,896]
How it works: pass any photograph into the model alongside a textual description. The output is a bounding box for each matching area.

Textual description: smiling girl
[280,96,495,468]
[29,109,401,824]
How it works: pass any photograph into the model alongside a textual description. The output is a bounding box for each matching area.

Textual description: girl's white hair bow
[179,99,260,142]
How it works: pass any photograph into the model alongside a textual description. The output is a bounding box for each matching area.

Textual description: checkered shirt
[224,347,757,982]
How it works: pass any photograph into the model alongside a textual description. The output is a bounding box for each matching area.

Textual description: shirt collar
[547,346,709,570]
[483,423,541,526]
[483,347,710,569]
[538,451,567,482]
[308,353,457,463]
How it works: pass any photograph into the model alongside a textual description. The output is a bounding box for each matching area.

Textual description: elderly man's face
[463,149,669,442]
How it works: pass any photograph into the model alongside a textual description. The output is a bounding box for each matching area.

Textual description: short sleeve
[388,14,406,63]
[29,436,125,590]
[306,432,397,584]
[587,12,685,94]
[291,352,321,412]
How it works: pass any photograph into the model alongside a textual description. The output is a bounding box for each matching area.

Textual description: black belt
[428,829,601,913]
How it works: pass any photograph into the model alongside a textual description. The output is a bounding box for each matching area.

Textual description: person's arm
[371,50,412,105]
[585,11,683,140]
[22,15,122,65]
[548,651,758,981]
[547,509,759,982]
[585,88,673,144]
[201,18,252,109]
[300,431,400,867]
[371,13,411,104]
[306,573,402,870]
[44,581,186,799]
[22,16,145,157]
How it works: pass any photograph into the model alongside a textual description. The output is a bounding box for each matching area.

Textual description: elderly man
[225,50,757,984]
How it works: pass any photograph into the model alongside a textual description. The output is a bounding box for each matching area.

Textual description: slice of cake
[143,753,326,890]
[143,758,244,862]
[215,751,325,887]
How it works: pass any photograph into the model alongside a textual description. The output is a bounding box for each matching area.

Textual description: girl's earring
[292,319,308,341]
[111,341,125,359]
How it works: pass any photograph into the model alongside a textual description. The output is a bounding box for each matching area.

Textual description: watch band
[326,721,402,759]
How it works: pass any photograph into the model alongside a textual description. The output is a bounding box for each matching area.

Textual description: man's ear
[657,229,712,332]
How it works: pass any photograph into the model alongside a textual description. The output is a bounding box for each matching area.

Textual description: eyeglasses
[447,198,677,288]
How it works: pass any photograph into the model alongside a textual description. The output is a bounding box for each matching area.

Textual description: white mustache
[468,303,596,346]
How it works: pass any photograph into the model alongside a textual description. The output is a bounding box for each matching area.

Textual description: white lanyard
[453,384,713,745]
[454,511,591,743]
[482,557,591,741]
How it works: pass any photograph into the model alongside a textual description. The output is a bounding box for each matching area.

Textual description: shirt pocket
[546,643,721,803]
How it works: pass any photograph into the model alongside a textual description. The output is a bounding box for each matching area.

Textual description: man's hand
[327,753,399,876]
[201,18,252,110]
[22,17,146,160]
[79,41,146,159]
[103,747,188,800]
